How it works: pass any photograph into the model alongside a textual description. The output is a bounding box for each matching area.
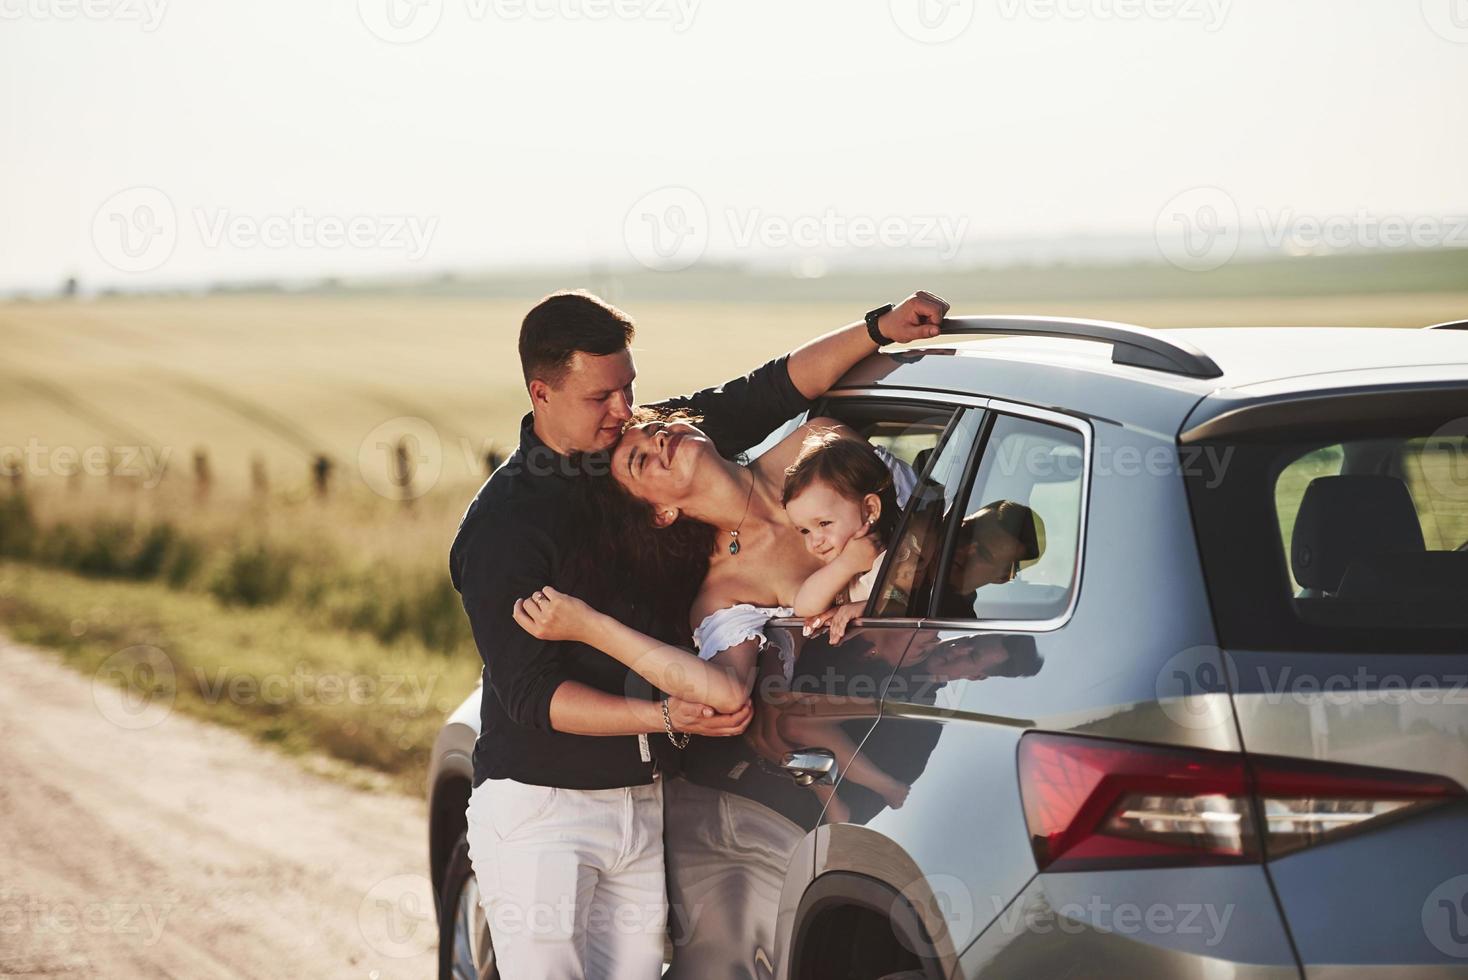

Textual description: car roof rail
[1425,320,1468,331]
[937,315,1224,379]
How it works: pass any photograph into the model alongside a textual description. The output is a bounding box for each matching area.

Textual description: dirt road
[0,635,440,978]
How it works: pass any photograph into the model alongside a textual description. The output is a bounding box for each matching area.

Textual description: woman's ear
[651,506,680,529]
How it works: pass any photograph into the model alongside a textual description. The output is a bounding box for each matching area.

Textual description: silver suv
[429,316,1468,979]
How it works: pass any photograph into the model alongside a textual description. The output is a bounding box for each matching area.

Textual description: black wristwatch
[865,303,895,347]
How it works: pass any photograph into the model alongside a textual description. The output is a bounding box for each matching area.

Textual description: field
[3,254,1466,789]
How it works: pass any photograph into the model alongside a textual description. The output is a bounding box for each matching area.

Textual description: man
[450,288,948,978]
[936,499,1045,618]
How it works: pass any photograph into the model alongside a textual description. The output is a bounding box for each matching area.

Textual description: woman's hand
[802,601,865,645]
[666,696,753,737]
[512,586,598,643]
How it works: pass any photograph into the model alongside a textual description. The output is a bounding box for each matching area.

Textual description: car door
[664,397,970,979]
[752,393,992,973]
[811,400,1089,966]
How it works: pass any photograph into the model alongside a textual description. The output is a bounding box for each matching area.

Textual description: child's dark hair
[781,431,900,545]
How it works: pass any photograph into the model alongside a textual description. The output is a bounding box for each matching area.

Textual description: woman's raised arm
[512,587,753,714]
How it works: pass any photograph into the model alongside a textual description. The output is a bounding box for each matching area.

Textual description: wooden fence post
[193,447,212,501]
[393,436,414,508]
[250,454,269,497]
[312,455,333,498]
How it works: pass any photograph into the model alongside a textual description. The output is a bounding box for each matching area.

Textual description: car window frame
[802,391,978,621]
[868,405,990,620]
[924,399,1092,632]
[822,390,1093,633]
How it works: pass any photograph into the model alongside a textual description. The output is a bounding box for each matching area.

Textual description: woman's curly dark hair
[566,406,719,636]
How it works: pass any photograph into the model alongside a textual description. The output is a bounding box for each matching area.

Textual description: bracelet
[661,696,690,749]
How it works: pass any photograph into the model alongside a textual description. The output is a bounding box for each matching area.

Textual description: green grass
[0,489,474,654]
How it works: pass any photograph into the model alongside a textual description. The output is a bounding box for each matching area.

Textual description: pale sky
[3,0,1467,290]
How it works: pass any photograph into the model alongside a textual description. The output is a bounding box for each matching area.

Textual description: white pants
[465,776,667,980]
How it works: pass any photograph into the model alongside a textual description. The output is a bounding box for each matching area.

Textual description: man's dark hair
[960,499,1045,563]
[518,290,635,389]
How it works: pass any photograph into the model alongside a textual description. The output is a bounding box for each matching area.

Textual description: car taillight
[1018,732,1462,872]
[1251,756,1461,857]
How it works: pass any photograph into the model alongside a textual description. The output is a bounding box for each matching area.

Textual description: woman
[513,409,921,976]
[511,410,912,717]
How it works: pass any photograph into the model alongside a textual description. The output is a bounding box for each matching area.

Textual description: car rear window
[1186,417,1468,652]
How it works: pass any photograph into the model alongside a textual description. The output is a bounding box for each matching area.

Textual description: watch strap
[865,303,896,346]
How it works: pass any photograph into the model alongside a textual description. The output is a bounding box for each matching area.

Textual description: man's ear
[651,506,680,529]
[528,378,553,407]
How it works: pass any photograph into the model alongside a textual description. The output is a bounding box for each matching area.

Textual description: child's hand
[826,601,864,645]
[512,586,597,643]
[836,529,883,574]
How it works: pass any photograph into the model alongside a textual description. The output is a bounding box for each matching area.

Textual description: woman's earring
[867,516,877,525]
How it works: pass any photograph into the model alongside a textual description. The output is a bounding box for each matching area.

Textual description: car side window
[933,413,1085,622]
[867,408,988,619]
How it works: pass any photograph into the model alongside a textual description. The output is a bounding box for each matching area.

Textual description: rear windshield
[1185,417,1468,652]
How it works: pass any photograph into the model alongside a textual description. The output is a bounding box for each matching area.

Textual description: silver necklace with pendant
[726,468,755,556]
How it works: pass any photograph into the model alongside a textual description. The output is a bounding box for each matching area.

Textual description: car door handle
[780,747,838,786]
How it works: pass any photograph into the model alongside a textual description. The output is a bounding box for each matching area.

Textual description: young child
[782,430,907,645]
[780,430,918,817]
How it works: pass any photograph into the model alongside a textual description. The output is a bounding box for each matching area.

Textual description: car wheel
[437,831,498,980]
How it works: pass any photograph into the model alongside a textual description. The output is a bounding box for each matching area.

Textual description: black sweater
[449,354,812,789]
